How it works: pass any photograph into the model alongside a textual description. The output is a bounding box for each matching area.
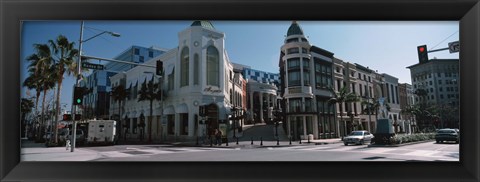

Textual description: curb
[367,140,435,148]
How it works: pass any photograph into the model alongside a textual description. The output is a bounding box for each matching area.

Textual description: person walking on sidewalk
[215,128,222,146]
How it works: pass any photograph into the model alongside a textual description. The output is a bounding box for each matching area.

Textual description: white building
[109,21,245,142]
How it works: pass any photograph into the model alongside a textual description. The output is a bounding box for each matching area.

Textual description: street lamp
[70,21,120,152]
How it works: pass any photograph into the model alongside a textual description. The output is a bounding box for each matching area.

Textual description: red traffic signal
[63,114,72,121]
[417,45,429,63]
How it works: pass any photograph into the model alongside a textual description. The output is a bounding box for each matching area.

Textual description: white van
[87,120,117,145]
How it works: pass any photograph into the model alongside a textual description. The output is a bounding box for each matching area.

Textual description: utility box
[87,120,117,144]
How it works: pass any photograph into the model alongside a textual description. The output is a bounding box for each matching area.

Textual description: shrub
[392,133,435,144]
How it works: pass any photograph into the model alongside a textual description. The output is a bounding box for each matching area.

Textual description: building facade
[279,21,336,140]
[80,46,165,121]
[407,59,459,129]
[109,21,247,142]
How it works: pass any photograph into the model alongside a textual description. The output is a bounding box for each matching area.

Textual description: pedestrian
[65,136,71,151]
[215,129,222,146]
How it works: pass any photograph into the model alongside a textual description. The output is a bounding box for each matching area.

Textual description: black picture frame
[1,0,479,181]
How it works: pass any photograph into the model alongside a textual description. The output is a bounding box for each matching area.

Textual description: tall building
[279,21,336,140]
[109,21,247,142]
[80,46,166,120]
[407,58,459,129]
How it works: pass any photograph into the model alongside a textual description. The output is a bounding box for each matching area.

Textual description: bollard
[260,137,263,146]
[251,137,253,145]
[289,136,292,145]
[308,137,310,144]
[236,137,239,145]
[210,138,213,147]
[226,138,229,146]
[277,138,279,146]
[196,136,199,146]
[299,138,302,144]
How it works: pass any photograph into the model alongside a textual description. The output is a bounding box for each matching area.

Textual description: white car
[343,130,374,145]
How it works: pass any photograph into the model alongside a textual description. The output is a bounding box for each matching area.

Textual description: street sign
[448,41,460,53]
[82,62,104,70]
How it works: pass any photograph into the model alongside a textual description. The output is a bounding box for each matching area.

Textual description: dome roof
[191,20,215,30]
[287,21,304,36]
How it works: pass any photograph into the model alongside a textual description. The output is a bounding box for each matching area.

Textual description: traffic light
[73,86,84,105]
[417,45,429,63]
[63,114,72,121]
[156,60,163,76]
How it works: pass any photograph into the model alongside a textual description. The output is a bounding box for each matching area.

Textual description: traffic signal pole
[70,21,84,152]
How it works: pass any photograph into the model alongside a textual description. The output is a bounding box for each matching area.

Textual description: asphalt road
[88,141,459,162]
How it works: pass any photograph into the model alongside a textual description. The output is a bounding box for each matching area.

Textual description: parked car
[343,130,374,146]
[435,128,459,144]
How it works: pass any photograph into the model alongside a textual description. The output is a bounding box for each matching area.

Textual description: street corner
[21,146,102,161]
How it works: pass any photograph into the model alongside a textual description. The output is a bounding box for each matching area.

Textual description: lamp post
[71,21,120,152]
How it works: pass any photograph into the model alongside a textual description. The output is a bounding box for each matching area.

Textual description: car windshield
[350,131,363,136]
[437,130,455,134]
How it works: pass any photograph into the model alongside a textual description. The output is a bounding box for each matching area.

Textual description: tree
[21,98,35,137]
[138,76,161,142]
[48,35,79,143]
[25,44,57,141]
[328,87,359,137]
[361,99,391,128]
[111,84,128,139]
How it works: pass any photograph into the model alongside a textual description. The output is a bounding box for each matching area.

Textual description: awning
[175,104,188,113]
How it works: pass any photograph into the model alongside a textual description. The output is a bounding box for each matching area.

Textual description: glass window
[302,58,310,70]
[301,38,308,42]
[289,99,302,112]
[139,56,144,62]
[207,46,219,86]
[286,38,298,43]
[180,47,189,87]
[305,98,312,112]
[438,80,442,84]
[287,58,300,69]
[304,70,310,86]
[288,71,301,86]
[168,69,174,91]
[287,48,299,54]
[302,48,308,53]
[134,48,139,55]
[149,51,153,57]
[194,54,199,85]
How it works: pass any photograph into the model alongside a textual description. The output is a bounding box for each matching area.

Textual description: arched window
[207,46,219,87]
[194,54,199,85]
[180,47,189,87]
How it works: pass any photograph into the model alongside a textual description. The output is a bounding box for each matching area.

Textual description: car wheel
[344,142,348,146]
[436,140,440,143]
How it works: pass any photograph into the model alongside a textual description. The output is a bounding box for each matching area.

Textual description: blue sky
[21,21,459,110]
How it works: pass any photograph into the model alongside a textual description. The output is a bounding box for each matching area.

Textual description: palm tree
[23,75,41,121]
[21,98,35,137]
[328,87,359,137]
[48,35,79,143]
[361,100,391,126]
[138,77,161,142]
[25,44,57,141]
[111,84,128,140]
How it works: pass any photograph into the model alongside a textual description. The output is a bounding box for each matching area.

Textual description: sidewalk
[21,139,102,161]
